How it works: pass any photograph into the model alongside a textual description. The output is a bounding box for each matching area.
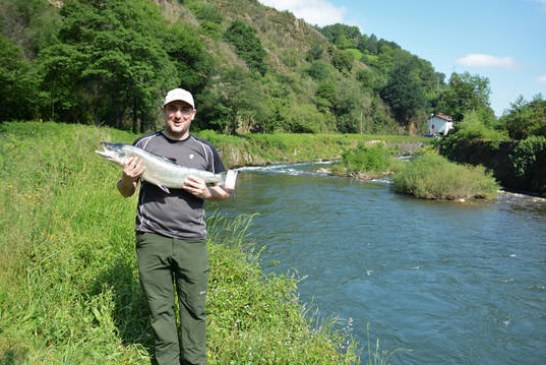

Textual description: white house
[427,113,454,136]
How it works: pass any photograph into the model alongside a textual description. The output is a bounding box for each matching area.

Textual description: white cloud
[258,0,346,26]
[456,54,517,69]
[537,74,546,84]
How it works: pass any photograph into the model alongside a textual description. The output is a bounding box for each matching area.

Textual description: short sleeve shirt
[133,132,225,239]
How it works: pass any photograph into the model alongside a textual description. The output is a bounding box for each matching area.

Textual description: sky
[258,0,546,117]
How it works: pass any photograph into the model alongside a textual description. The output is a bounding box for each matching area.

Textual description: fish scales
[96,142,224,192]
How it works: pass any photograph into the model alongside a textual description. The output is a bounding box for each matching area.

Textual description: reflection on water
[215,163,546,365]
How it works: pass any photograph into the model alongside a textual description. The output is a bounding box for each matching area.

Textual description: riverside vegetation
[332,143,499,201]
[1,121,477,364]
[186,129,500,202]
[0,122,361,364]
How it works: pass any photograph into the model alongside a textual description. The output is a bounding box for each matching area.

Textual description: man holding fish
[115,88,232,365]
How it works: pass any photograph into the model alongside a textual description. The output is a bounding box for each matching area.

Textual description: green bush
[510,136,546,176]
[392,150,499,200]
[449,109,508,144]
[332,142,394,178]
[510,136,546,195]
[500,96,546,139]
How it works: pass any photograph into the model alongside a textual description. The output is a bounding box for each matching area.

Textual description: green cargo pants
[136,232,209,365]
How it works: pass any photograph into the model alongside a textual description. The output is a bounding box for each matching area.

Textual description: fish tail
[221,169,238,190]
[205,170,237,190]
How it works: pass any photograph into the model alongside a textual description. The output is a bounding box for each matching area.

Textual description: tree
[197,68,274,134]
[305,43,323,62]
[0,0,61,58]
[37,0,180,130]
[306,61,331,81]
[333,80,362,133]
[0,35,40,121]
[224,20,267,75]
[315,81,336,112]
[500,95,546,139]
[37,43,86,122]
[328,46,352,74]
[164,24,213,94]
[320,23,361,50]
[449,109,507,142]
[436,72,493,121]
[380,58,426,127]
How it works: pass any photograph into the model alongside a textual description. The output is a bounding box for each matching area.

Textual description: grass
[0,121,362,364]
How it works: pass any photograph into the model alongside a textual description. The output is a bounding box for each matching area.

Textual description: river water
[215,162,546,365]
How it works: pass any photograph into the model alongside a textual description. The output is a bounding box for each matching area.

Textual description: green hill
[0,121,360,363]
[1,0,444,134]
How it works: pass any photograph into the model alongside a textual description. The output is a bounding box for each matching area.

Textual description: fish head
[95,142,130,166]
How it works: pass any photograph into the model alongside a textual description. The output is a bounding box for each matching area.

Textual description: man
[116,88,232,365]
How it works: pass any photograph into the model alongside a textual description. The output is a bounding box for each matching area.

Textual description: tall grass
[0,122,359,364]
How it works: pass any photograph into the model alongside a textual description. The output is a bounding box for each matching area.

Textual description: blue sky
[259,0,546,117]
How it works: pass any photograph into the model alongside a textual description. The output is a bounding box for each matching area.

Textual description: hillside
[1,0,446,134]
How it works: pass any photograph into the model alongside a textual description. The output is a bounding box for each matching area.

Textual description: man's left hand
[182,176,211,199]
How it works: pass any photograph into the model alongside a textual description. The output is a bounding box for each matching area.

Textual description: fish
[96,142,225,193]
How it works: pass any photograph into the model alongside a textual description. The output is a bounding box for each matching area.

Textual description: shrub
[450,109,508,143]
[510,136,546,195]
[392,150,499,200]
[500,96,546,139]
[333,142,394,178]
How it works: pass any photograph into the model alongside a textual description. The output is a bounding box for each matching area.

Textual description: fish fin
[158,185,171,194]
[158,155,177,164]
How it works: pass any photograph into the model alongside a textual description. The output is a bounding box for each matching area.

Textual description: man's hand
[122,156,145,181]
[182,176,231,200]
[182,176,211,199]
[118,157,145,197]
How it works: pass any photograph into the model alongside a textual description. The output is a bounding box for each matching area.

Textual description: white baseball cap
[163,88,195,109]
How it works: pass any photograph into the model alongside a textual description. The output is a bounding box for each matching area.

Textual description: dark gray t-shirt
[134,132,225,239]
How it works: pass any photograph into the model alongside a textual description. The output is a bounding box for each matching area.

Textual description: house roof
[430,113,453,122]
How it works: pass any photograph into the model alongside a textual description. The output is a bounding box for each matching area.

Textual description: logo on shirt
[189,154,195,160]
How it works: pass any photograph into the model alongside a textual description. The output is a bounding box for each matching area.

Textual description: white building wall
[428,117,453,135]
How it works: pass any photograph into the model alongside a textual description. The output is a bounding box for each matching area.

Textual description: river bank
[196,129,428,167]
[0,122,360,364]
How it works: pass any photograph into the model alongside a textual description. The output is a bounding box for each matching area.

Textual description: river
[215,162,546,365]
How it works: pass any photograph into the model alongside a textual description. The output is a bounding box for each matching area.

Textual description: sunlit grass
[1,121,365,364]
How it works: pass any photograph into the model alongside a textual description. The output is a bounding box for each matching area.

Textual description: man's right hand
[118,157,145,197]
[122,156,145,182]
